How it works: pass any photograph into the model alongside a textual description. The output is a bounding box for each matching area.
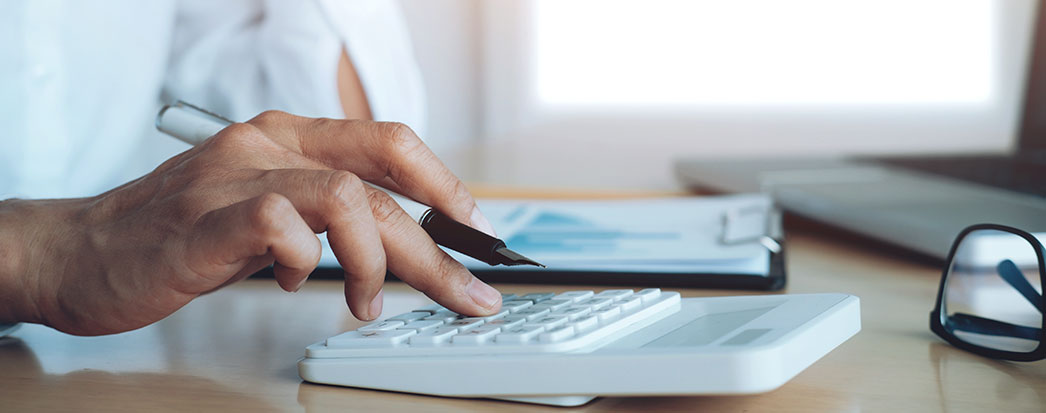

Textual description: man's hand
[0,111,501,336]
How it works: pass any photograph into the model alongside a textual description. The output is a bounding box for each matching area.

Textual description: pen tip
[494,247,546,268]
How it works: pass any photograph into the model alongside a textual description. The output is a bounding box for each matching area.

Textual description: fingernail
[293,277,308,292]
[467,279,501,310]
[367,289,384,320]
[470,207,497,237]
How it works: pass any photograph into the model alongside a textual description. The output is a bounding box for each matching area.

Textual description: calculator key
[592,306,621,323]
[472,311,509,321]
[594,289,634,301]
[446,318,485,330]
[539,325,575,342]
[408,327,459,346]
[423,310,462,323]
[634,288,661,304]
[518,293,555,303]
[574,298,613,310]
[357,320,405,332]
[529,299,572,312]
[400,320,444,332]
[451,325,502,345]
[571,315,599,333]
[500,300,534,313]
[552,306,592,321]
[524,316,568,330]
[414,303,446,314]
[553,291,594,303]
[495,325,544,344]
[387,312,430,322]
[514,307,551,321]
[502,315,528,324]
[619,297,643,312]
[326,329,416,347]
[501,293,518,301]
[485,317,525,330]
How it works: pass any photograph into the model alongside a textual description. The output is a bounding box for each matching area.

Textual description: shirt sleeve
[162,0,427,136]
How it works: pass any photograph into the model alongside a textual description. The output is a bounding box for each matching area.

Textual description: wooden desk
[2,220,1044,412]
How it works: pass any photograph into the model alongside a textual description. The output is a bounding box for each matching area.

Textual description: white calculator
[299,289,860,406]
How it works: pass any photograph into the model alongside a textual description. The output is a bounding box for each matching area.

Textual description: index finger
[246,112,495,236]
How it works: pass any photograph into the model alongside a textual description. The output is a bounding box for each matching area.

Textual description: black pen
[156,101,544,267]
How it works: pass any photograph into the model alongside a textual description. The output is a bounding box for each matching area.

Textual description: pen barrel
[419,209,505,266]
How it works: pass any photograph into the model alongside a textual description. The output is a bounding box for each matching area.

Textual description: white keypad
[312,289,681,358]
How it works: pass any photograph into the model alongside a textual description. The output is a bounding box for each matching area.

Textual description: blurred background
[399,0,1035,190]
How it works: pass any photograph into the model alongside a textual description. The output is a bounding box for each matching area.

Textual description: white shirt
[0,0,426,199]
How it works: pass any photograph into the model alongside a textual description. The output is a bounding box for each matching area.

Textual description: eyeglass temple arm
[948,312,1042,341]
[997,259,1044,311]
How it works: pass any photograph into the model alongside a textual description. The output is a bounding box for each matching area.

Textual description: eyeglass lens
[942,229,1043,353]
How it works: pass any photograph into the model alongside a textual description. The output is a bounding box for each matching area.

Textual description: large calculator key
[574,298,613,311]
[408,327,459,346]
[553,291,594,303]
[494,325,544,344]
[518,293,555,303]
[400,320,444,332]
[423,310,461,323]
[524,316,568,330]
[485,317,525,330]
[451,325,502,345]
[326,329,416,348]
[592,306,621,323]
[619,297,643,312]
[594,289,634,301]
[501,293,518,301]
[633,288,661,304]
[446,318,485,330]
[357,320,405,332]
[552,306,592,321]
[414,303,446,314]
[514,307,550,321]
[500,300,534,313]
[539,325,575,342]
[387,312,430,322]
[472,311,509,321]
[529,299,572,312]
[571,315,599,333]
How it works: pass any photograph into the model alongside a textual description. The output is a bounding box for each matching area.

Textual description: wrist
[0,198,85,325]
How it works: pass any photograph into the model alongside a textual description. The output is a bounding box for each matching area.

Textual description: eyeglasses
[930,224,1045,361]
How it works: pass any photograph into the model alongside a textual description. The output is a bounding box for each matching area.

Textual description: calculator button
[529,299,572,312]
[423,310,461,323]
[514,307,551,321]
[501,293,518,301]
[414,303,446,314]
[571,315,599,333]
[553,291,594,303]
[539,325,575,342]
[495,325,544,344]
[552,306,592,321]
[574,298,613,310]
[485,317,525,330]
[446,318,485,330]
[619,297,643,312]
[400,320,444,332]
[594,289,634,301]
[357,320,405,332]
[634,288,661,304]
[473,311,509,321]
[524,316,568,330]
[592,307,621,323]
[451,325,502,345]
[518,293,555,303]
[326,329,416,347]
[501,300,534,313]
[408,327,459,346]
[387,312,430,322]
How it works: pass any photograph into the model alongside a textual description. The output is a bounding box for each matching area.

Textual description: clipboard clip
[720,203,783,254]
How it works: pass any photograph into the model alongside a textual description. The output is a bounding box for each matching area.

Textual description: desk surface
[2,214,1045,412]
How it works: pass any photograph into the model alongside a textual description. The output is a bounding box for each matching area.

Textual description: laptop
[675,6,1046,260]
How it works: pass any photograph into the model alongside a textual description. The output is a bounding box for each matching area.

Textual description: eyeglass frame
[929,223,1046,362]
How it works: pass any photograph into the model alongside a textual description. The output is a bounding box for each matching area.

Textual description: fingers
[245,112,495,236]
[364,188,502,316]
[184,193,321,295]
[246,169,387,320]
